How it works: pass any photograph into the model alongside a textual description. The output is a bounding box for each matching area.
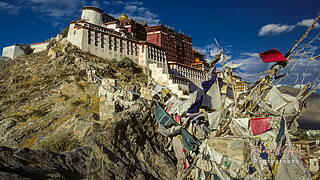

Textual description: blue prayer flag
[201,76,217,94]
[187,75,217,114]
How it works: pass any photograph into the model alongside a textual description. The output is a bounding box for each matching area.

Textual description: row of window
[147,47,165,61]
[169,65,206,80]
[88,31,138,55]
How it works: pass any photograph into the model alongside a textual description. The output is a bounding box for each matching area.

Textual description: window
[94,32,98,46]
[101,36,104,48]
[109,36,112,50]
[135,44,138,55]
[120,39,123,53]
[114,38,117,51]
[88,31,92,45]
[127,41,130,55]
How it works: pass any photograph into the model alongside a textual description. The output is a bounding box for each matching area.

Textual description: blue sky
[1,0,320,89]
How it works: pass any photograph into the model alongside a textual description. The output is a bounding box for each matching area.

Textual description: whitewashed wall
[31,43,49,53]
[2,45,25,59]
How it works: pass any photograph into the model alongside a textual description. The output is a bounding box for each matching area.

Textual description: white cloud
[258,18,320,37]
[28,0,85,18]
[297,18,320,28]
[293,84,306,89]
[130,1,144,5]
[0,1,21,15]
[233,52,271,82]
[209,47,223,57]
[258,24,295,36]
[194,42,234,69]
[90,1,101,8]
[280,56,320,86]
[241,52,259,58]
[102,1,111,5]
[124,5,146,13]
[194,44,223,61]
[0,0,160,28]
[116,1,144,5]
[0,0,160,29]
[115,1,125,4]
[22,0,94,28]
[111,1,160,26]
[234,45,320,86]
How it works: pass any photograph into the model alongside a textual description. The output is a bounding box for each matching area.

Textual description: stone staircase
[148,62,188,98]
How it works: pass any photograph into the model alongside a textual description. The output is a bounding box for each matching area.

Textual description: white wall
[67,22,144,64]
[2,42,48,59]
[81,9,102,25]
[106,24,119,31]
[2,45,25,59]
[31,42,49,53]
[67,24,84,48]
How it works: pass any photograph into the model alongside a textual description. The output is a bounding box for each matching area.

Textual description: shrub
[116,57,135,69]
[29,108,49,117]
[13,114,28,122]
[76,83,86,92]
[61,94,70,101]
[37,131,79,152]
[116,57,142,74]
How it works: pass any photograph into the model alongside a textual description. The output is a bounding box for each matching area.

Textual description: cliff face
[0,39,177,179]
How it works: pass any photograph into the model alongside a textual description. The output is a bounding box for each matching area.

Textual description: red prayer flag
[250,117,271,135]
[175,115,181,123]
[259,48,288,63]
[165,103,174,113]
[183,159,190,169]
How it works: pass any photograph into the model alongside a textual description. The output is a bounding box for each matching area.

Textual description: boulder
[140,87,152,100]
[47,48,56,59]
[207,137,251,162]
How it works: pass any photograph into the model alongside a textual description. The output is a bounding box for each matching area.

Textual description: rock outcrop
[0,39,177,179]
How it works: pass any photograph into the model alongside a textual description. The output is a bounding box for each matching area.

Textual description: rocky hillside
[0,39,177,179]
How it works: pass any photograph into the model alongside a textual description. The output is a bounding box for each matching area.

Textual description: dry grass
[37,131,79,152]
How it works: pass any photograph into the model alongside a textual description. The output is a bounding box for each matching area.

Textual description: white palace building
[2,6,210,97]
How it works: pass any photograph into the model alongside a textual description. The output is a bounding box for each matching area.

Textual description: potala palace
[2,6,213,96]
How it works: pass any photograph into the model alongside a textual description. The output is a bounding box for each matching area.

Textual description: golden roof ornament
[119,14,128,21]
